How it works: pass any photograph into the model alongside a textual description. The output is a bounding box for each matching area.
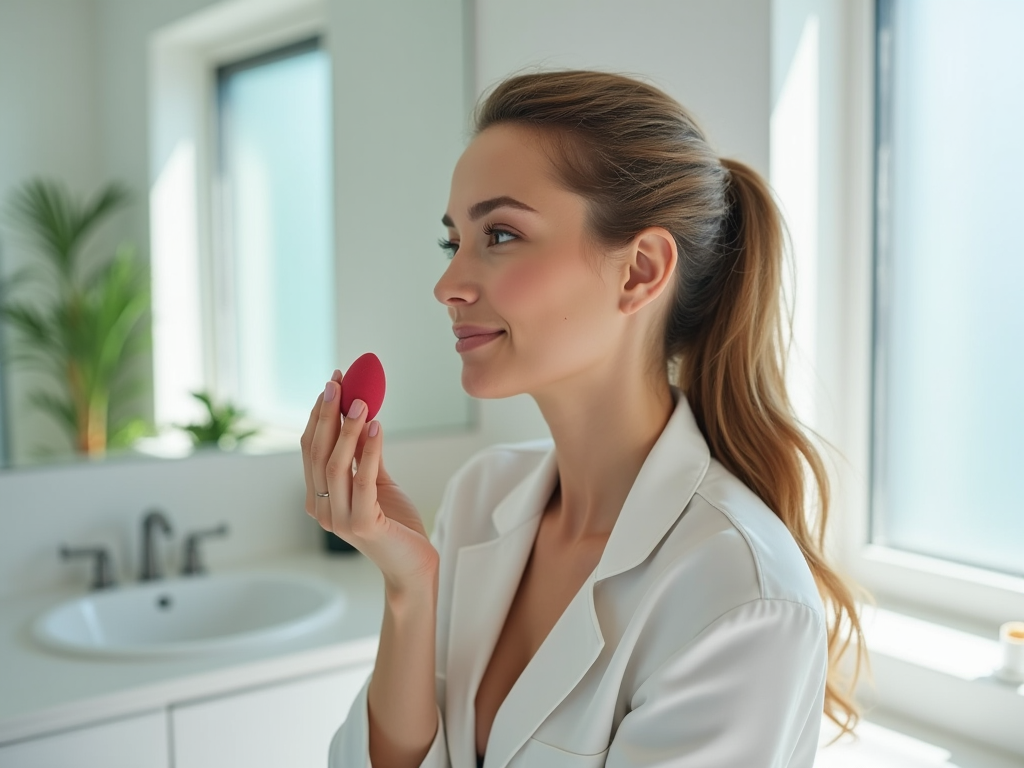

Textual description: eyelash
[437,224,517,260]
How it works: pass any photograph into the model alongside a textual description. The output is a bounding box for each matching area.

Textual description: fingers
[377,447,394,484]
[300,390,325,518]
[310,376,345,528]
[324,397,369,529]
[349,419,383,537]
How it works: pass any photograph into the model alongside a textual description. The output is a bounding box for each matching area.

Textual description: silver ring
[315,490,330,498]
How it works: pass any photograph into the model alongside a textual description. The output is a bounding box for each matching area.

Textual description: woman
[302,69,866,768]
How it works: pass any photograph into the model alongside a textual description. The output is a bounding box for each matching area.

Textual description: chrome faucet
[140,508,173,581]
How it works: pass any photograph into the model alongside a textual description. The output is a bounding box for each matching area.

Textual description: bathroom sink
[32,571,345,659]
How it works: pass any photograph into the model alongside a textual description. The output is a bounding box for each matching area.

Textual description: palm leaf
[2,349,64,378]
[6,180,130,281]
[0,303,66,355]
[0,263,50,301]
[90,251,149,387]
[27,390,77,436]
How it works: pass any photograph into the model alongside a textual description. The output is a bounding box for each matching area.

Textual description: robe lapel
[445,445,560,768]
[482,568,605,768]
[592,386,710,583]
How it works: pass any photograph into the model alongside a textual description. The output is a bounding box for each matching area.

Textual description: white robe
[329,387,827,768]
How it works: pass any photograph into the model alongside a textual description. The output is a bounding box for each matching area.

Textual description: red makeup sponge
[340,352,386,422]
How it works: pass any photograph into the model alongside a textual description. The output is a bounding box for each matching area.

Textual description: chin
[460,367,520,400]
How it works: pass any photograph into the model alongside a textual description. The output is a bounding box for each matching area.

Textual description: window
[871,0,1024,579]
[214,38,334,429]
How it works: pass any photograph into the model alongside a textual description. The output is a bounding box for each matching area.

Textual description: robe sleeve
[605,598,827,768]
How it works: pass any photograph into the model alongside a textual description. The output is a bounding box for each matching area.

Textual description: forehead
[448,124,559,211]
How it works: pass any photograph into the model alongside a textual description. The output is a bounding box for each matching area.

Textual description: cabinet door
[0,710,168,768]
[172,663,373,768]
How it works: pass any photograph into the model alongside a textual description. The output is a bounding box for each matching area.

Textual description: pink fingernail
[324,381,336,402]
[368,420,379,437]
[348,399,365,419]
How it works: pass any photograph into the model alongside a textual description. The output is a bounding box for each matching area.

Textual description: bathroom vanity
[0,552,384,768]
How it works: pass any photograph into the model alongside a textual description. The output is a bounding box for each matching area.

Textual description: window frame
[834,0,1024,633]
[147,0,329,444]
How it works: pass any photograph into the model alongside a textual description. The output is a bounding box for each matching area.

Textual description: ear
[619,226,677,315]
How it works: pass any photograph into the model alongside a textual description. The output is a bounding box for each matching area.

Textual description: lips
[452,325,505,339]
[453,326,504,354]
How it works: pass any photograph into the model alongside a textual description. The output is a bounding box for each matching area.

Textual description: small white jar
[997,621,1024,683]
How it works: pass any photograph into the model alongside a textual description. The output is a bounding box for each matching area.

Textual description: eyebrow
[441,196,538,228]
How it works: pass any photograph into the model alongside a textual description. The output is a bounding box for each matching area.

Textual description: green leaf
[108,416,155,449]
[176,390,260,446]
[27,390,77,436]
[6,179,130,281]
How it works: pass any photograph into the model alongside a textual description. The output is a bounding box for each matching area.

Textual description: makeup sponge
[340,352,386,422]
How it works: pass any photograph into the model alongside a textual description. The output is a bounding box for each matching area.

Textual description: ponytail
[677,157,868,738]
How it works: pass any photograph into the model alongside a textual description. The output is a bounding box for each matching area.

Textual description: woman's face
[434,124,629,400]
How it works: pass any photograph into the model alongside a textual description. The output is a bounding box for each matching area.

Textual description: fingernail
[368,420,379,437]
[324,381,336,402]
[331,369,342,382]
[348,399,365,419]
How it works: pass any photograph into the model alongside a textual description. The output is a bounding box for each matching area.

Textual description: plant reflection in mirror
[0,179,153,459]
[177,391,259,451]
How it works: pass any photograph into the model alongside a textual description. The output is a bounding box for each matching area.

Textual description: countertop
[5,550,1022,766]
[0,550,385,745]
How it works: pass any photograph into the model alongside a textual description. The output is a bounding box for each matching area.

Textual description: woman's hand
[301,370,439,593]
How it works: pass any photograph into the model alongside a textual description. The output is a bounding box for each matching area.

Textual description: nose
[433,250,479,309]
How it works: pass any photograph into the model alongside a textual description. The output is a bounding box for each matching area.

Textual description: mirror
[0,0,473,470]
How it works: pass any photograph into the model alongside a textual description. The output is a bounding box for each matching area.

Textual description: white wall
[0,0,772,598]
[474,0,771,174]
[770,0,848,470]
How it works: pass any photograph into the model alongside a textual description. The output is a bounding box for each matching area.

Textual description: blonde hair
[474,69,868,737]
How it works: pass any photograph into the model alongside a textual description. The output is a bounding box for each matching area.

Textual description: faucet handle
[140,507,174,581]
[60,545,116,590]
[181,523,229,576]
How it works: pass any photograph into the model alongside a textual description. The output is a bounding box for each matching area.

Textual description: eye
[483,223,517,246]
[437,237,458,259]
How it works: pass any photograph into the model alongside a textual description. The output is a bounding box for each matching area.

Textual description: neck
[532,372,675,544]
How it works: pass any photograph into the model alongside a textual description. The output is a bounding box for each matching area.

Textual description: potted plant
[0,179,152,459]
[176,390,259,450]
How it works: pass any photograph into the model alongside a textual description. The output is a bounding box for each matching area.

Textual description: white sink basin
[32,571,345,659]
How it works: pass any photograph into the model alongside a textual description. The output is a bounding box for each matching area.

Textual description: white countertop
[0,550,385,745]
[6,550,1022,767]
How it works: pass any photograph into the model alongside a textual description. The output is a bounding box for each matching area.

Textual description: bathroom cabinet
[0,662,373,768]
[0,711,169,768]
[173,662,372,768]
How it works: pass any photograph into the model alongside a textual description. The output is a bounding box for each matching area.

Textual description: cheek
[491,255,608,337]
[489,259,553,313]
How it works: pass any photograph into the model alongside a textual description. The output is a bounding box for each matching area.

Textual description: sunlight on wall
[770,13,820,433]
[150,139,205,432]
